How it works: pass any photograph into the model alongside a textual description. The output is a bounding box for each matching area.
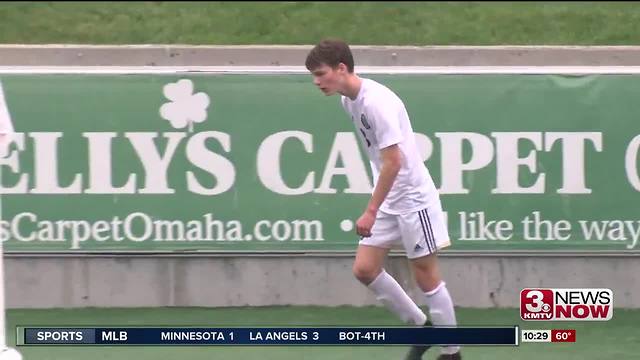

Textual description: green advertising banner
[0,73,639,252]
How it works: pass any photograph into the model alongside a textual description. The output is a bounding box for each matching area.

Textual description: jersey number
[359,128,371,147]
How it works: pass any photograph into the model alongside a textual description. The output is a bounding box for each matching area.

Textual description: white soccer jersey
[341,78,439,215]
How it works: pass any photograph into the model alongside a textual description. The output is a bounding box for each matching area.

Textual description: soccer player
[305,39,461,360]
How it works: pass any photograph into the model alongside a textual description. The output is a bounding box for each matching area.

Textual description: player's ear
[337,62,348,74]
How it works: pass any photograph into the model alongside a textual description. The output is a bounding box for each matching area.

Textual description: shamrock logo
[159,79,210,132]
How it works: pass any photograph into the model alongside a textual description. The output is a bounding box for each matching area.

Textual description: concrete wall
[2,45,640,66]
[2,45,639,309]
[6,254,638,309]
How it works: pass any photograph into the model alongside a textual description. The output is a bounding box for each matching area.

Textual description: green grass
[1,2,640,45]
[7,306,640,360]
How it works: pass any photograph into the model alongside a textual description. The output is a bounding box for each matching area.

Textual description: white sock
[424,281,460,355]
[367,270,427,326]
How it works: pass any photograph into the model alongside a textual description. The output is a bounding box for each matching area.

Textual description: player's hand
[356,210,376,238]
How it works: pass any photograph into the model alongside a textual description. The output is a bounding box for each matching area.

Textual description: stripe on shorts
[422,209,437,252]
[417,209,434,253]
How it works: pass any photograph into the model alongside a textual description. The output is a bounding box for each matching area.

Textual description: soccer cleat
[437,352,462,360]
[404,344,430,360]
[403,320,433,360]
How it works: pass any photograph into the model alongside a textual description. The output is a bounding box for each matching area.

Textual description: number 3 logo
[525,290,545,312]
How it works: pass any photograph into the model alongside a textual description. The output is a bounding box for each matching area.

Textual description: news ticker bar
[18,327,519,346]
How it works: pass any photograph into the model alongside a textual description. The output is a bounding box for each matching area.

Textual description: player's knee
[413,268,442,292]
[411,257,441,291]
[352,263,380,284]
[411,254,438,272]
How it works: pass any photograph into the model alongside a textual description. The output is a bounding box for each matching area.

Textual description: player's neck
[341,75,362,101]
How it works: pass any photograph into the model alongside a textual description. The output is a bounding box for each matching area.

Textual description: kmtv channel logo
[520,288,613,321]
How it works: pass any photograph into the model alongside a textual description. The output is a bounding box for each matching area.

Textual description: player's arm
[356,143,402,237]
[365,144,402,216]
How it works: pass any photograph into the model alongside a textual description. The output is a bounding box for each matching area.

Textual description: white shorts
[359,205,451,259]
